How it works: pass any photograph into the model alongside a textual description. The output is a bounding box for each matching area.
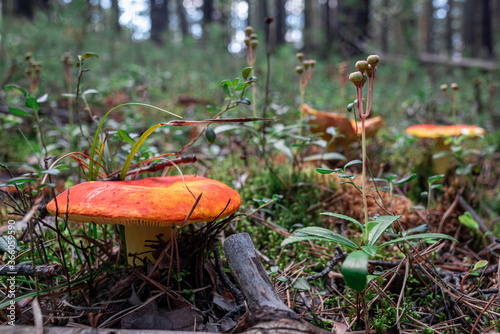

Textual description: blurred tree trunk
[203,0,213,24]
[445,0,453,55]
[481,0,493,58]
[424,0,433,52]
[303,0,312,51]
[176,0,188,37]
[111,0,120,33]
[380,0,389,53]
[462,0,479,57]
[274,0,285,45]
[150,0,168,44]
[257,0,268,32]
[337,0,369,56]
[14,0,33,18]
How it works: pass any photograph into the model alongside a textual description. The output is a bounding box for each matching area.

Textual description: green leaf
[276,276,289,282]
[83,89,99,95]
[430,184,443,190]
[379,233,457,248]
[433,152,450,159]
[4,84,27,96]
[118,129,135,145]
[320,212,363,230]
[393,173,416,185]
[242,67,253,80]
[303,153,346,162]
[81,52,98,59]
[368,215,402,246]
[220,79,234,87]
[25,97,40,111]
[40,169,61,176]
[292,277,311,291]
[236,98,251,105]
[458,212,479,230]
[222,84,231,96]
[8,107,30,116]
[361,245,378,257]
[337,173,357,179]
[344,160,362,169]
[7,177,37,184]
[0,235,19,253]
[472,260,488,272]
[205,127,216,144]
[370,178,388,183]
[235,83,247,91]
[316,168,336,174]
[428,174,445,184]
[293,226,359,250]
[341,251,369,292]
[411,205,426,210]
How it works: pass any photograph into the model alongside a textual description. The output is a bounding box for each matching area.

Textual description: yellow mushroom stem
[124,225,173,265]
[433,139,451,176]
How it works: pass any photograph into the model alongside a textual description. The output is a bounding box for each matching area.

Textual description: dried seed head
[440,84,448,92]
[251,40,258,48]
[349,71,364,85]
[244,37,250,46]
[355,60,368,73]
[244,26,254,35]
[367,54,380,67]
[309,60,316,68]
[295,66,304,74]
[304,60,311,69]
[296,52,304,61]
[451,83,459,91]
[365,64,373,77]
[251,33,258,40]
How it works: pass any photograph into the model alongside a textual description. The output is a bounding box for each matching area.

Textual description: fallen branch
[0,264,62,277]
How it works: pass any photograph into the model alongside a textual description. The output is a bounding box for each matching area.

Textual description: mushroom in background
[406,124,485,175]
[46,175,241,265]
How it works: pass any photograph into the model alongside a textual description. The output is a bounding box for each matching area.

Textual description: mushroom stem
[124,225,172,265]
[433,139,451,175]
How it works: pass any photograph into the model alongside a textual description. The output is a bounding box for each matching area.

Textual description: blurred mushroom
[46,175,241,265]
[350,116,384,138]
[406,124,485,174]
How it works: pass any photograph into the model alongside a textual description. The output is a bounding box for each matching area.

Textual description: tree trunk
[176,0,188,37]
[111,0,120,33]
[445,0,453,55]
[481,0,493,58]
[258,0,268,34]
[274,0,285,45]
[380,0,389,53]
[203,0,212,24]
[150,0,169,45]
[462,0,476,57]
[303,0,312,51]
[14,0,33,18]
[337,0,370,56]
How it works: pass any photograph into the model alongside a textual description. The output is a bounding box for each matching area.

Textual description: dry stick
[0,264,62,277]
[395,258,410,332]
[470,295,497,334]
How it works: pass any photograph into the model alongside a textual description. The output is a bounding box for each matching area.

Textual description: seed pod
[349,71,363,85]
[309,60,316,68]
[440,84,448,91]
[295,66,304,74]
[244,37,250,46]
[365,65,373,77]
[347,103,354,112]
[367,54,380,67]
[251,40,258,48]
[304,60,311,69]
[296,53,304,61]
[451,83,459,91]
[244,26,254,35]
[251,33,258,40]
[355,60,368,73]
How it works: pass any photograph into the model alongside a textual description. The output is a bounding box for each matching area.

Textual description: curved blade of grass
[119,123,165,180]
[88,103,181,180]
[379,233,457,248]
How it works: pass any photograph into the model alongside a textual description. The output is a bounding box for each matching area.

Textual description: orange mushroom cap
[406,124,485,139]
[46,175,241,226]
[300,104,357,147]
[350,116,384,137]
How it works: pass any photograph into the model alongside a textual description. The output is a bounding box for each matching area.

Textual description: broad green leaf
[222,84,231,96]
[320,212,364,230]
[393,173,416,185]
[370,178,388,183]
[458,212,479,230]
[430,184,443,190]
[344,160,362,169]
[294,226,359,250]
[83,89,99,95]
[341,250,369,292]
[220,79,234,87]
[40,169,61,176]
[361,245,378,257]
[242,67,253,80]
[7,177,37,184]
[8,107,30,116]
[0,235,19,253]
[337,173,357,179]
[118,129,135,145]
[292,277,311,291]
[472,260,488,272]
[235,83,247,92]
[368,215,402,246]
[25,97,40,111]
[303,153,346,162]
[276,276,289,282]
[316,168,336,174]
[428,174,445,184]
[367,274,385,285]
[205,127,216,144]
[81,52,98,59]
[379,233,457,248]
[4,84,27,96]
[281,235,344,247]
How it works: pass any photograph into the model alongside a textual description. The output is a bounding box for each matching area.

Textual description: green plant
[420,174,445,213]
[460,257,488,293]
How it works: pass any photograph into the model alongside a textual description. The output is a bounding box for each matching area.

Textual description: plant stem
[251,68,257,118]
[361,117,368,243]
